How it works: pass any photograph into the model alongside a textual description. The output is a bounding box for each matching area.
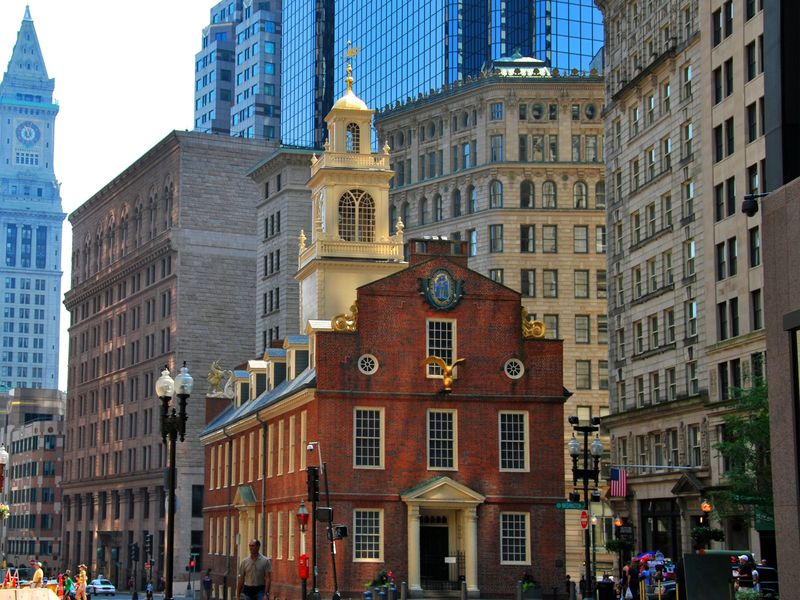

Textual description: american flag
[610,467,628,497]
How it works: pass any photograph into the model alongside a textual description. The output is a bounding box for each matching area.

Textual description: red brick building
[200,70,568,600]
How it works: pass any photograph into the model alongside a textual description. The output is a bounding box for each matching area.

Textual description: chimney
[407,237,468,267]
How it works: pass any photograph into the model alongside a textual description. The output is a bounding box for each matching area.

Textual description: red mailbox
[298,553,310,580]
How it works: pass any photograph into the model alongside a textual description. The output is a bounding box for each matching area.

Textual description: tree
[712,381,772,525]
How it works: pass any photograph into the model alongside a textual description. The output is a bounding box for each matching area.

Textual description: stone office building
[62,131,274,584]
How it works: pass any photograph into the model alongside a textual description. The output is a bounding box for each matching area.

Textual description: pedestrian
[32,562,44,588]
[75,564,88,600]
[64,570,76,600]
[235,540,271,600]
[565,574,577,600]
[128,576,135,591]
[145,581,153,600]
[626,559,640,600]
[202,569,213,600]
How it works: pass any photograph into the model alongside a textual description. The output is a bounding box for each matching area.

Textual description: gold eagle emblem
[424,356,466,392]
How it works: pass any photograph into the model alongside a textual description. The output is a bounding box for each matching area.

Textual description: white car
[86,579,116,596]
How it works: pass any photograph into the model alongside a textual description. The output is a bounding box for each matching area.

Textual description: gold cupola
[296,54,406,330]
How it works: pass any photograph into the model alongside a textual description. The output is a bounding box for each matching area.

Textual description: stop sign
[580,510,589,529]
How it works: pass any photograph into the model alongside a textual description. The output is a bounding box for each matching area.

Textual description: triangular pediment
[401,476,485,506]
[233,485,257,508]
[671,472,707,496]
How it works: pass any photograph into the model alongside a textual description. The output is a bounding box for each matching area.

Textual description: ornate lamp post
[156,363,193,600]
[568,416,603,600]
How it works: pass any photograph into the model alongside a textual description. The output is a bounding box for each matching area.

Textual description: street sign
[580,510,589,530]
[556,501,584,510]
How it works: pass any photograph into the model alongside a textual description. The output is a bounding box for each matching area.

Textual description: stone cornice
[63,237,172,308]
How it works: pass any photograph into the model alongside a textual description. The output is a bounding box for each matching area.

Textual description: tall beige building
[62,132,274,585]
[596,0,770,561]
[375,55,615,579]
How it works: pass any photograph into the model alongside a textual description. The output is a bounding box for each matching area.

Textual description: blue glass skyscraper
[281,0,603,148]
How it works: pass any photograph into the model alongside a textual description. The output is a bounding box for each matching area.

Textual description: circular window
[397,131,405,147]
[532,103,544,120]
[585,104,597,120]
[358,354,379,375]
[504,358,525,379]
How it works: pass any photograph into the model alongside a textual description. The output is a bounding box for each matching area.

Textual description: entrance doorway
[420,525,449,588]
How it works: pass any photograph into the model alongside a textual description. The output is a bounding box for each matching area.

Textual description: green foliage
[712,381,773,524]
[520,571,539,591]
[366,570,395,589]
[690,526,725,547]
[735,589,761,600]
[604,539,634,554]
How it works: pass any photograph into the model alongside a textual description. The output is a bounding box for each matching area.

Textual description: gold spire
[345,40,360,93]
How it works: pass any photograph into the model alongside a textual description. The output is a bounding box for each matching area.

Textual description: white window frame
[427,409,458,470]
[499,512,531,565]
[499,411,529,472]
[353,508,383,562]
[426,318,457,378]
[353,407,385,469]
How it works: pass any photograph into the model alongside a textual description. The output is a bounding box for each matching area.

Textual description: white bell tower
[296,59,405,328]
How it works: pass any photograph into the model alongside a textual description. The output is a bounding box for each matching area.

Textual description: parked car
[87,579,116,596]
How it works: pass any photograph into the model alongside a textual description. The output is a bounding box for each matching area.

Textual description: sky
[1,1,212,390]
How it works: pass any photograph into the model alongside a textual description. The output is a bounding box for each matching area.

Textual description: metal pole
[165,432,177,600]
[321,463,339,597]
[583,431,592,600]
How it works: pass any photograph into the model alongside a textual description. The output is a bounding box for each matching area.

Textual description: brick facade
[202,240,567,599]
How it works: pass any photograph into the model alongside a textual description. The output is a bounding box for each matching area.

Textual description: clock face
[15,121,41,146]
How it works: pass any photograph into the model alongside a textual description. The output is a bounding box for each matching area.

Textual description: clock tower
[0,6,66,390]
[296,61,406,329]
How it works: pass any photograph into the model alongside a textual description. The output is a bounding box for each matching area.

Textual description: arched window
[346,123,360,153]
[543,181,557,208]
[419,197,428,225]
[489,180,503,208]
[433,194,443,221]
[163,181,174,229]
[401,202,410,227]
[107,218,116,264]
[452,189,462,217]
[357,193,375,242]
[389,204,397,234]
[338,194,356,241]
[467,185,477,214]
[595,180,606,209]
[574,181,588,209]
[338,189,375,241]
[119,208,128,256]
[520,181,535,208]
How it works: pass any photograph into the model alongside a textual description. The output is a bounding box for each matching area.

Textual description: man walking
[202,570,213,600]
[236,540,271,600]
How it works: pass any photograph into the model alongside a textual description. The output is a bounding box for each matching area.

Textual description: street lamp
[296,501,310,600]
[700,498,713,524]
[156,363,193,600]
[567,415,603,600]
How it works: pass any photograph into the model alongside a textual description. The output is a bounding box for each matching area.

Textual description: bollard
[515,581,522,600]
[387,585,394,600]
[460,580,467,600]
[400,582,408,600]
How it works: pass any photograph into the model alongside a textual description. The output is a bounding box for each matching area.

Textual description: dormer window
[346,123,360,153]
[338,189,375,242]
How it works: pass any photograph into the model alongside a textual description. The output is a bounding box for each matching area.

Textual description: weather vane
[344,40,360,89]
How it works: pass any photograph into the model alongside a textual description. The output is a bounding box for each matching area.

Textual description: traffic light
[144,533,153,556]
[131,543,140,562]
[189,558,196,570]
[307,466,320,502]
